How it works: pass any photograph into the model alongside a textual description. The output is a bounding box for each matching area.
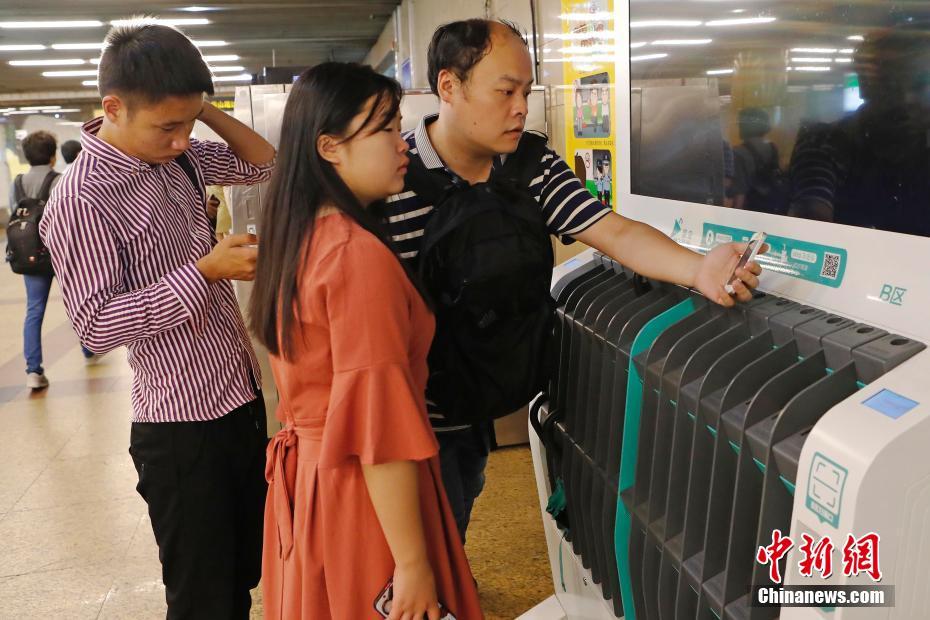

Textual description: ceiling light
[731,9,746,13]
[210,65,245,73]
[847,35,864,41]
[0,20,104,29]
[42,69,99,77]
[791,47,837,53]
[9,58,86,66]
[705,17,776,26]
[191,40,228,47]
[652,39,712,45]
[629,42,648,49]
[835,57,853,63]
[110,18,210,27]
[839,48,854,54]
[82,80,98,86]
[19,105,61,110]
[631,53,669,62]
[203,54,239,62]
[631,20,702,28]
[707,68,734,75]
[0,45,47,51]
[792,57,833,63]
[4,109,77,115]
[180,5,216,11]
[89,57,101,64]
[791,66,831,72]
[213,73,252,82]
[52,43,105,50]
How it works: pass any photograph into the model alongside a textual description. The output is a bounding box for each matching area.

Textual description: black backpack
[744,141,790,215]
[6,171,59,276]
[406,132,555,425]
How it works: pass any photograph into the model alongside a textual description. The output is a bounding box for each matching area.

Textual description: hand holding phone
[725,231,766,295]
[374,579,457,620]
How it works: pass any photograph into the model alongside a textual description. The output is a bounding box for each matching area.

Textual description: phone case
[373,579,458,619]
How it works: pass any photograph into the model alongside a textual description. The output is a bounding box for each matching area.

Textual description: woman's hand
[388,560,441,620]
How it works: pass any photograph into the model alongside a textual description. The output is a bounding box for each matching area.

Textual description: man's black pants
[129,397,268,620]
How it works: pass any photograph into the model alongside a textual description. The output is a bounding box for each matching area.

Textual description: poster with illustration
[562,0,617,212]
[573,148,612,209]
[573,73,611,139]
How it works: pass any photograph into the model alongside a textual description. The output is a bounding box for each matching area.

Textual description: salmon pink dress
[261,213,483,619]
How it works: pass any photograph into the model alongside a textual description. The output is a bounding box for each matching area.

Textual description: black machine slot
[534,255,926,620]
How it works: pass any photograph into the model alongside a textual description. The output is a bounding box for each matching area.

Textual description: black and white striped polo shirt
[384,114,611,432]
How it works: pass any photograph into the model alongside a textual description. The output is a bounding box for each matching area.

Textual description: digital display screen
[629,1,930,237]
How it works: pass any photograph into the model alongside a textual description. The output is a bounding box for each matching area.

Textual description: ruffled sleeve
[318,231,437,468]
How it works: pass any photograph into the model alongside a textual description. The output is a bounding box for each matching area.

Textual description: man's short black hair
[98,20,214,104]
[427,19,526,95]
[60,140,82,164]
[22,131,57,166]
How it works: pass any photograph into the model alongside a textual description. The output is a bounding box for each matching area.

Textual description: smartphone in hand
[725,231,766,295]
[374,580,457,620]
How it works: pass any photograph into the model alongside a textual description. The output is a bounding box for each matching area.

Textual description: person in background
[732,107,786,213]
[250,62,481,620]
[60,140,81,171]
[41,23,275,618]
[8,131,61,389]
[210,185,232,240]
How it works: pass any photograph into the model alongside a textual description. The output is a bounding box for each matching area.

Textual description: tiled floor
[0,236,552,619]
[0,259,265,619]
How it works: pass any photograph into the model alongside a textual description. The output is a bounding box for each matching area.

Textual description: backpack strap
[174,152,204,203]
[404,151,454,206]
[499,131,548,189]
[36,170,60,203]
[12,174,25,205]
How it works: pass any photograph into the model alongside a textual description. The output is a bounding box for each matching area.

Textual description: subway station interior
[1,1,929,619]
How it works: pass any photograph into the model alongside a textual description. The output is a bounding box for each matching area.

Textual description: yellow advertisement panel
[561,0,616,212]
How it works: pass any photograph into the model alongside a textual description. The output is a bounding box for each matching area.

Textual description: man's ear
[435,68,461,105]
[317,134,341,166]
[101,94,125,124]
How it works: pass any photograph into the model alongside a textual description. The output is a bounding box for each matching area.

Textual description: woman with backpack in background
[249,62,482,620]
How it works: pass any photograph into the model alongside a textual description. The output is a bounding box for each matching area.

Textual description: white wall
[363,12,397,70]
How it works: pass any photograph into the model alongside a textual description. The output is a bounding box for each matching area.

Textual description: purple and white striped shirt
[40,117,273,423]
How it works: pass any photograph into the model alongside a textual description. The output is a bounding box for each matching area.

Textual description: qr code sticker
[821,252,841,280]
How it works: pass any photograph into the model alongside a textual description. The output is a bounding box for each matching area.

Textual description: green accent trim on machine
[687,411,696,421]
[707,424,717,437]
[754,458,766,474]
[669,399,677,407]
[546,478,567,517]
[615,298,698,620]
[729,440,740,455]
[780,475,796,495]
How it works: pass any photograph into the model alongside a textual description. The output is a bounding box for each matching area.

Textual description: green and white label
[702,223,848,288]
[806,452,849,528]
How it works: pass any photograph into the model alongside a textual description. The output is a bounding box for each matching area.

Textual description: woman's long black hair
[249,62,422,360]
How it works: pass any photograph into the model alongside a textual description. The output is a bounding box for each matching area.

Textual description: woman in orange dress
[249,63,483,619]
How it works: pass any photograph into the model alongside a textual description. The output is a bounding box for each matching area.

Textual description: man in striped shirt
[385,19,764,542]
[40,24,275,619]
